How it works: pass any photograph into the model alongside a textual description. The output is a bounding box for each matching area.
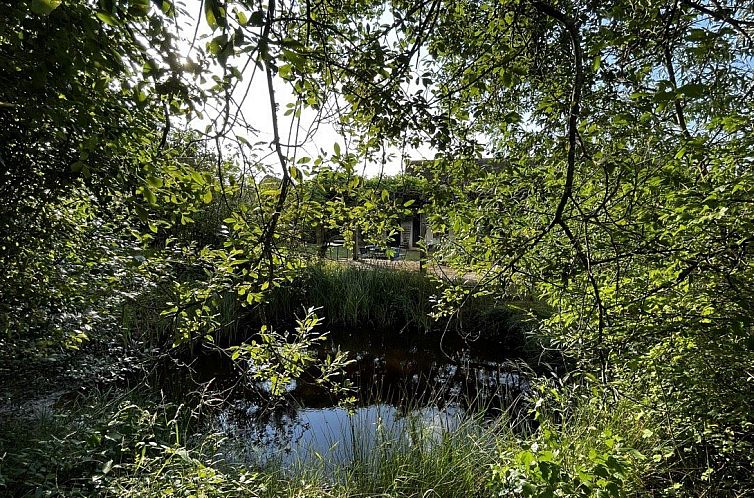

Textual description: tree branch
[532,1,583,225]
[663,45,692,140]
[533,2,608,379]
[258,0,292,285]
[681,0,754,45]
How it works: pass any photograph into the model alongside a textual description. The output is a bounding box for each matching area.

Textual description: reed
[280,412,510,498]
[258,263,531,338]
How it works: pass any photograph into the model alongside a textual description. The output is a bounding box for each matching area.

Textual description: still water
[182,329,529,469]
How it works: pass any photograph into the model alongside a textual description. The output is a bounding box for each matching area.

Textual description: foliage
[229,307,353,398]
[102,430,267,497]
[289,167,417,255]
[0,392,187,496]
[0,0,196,349]
[3,0,754,494]
[490,385,657,497]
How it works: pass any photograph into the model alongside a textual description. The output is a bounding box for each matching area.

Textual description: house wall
[400,220,412,248]
[399,214,448,250]
[398,214,429,249]
[412,216,421,247]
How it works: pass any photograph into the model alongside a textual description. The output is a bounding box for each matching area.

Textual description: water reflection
[205,329,529,469]
[215,402,465,469]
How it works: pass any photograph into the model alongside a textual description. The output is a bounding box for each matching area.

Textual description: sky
[173,1,435,179]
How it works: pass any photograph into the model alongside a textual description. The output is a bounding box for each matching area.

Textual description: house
[397,213,432,250]
[395,157,507,250]
[304,157,502,256]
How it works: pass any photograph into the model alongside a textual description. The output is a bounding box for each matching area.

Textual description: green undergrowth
[112,263,536,354]
[489,385,663,497]
[255,264,536,345]
[0,377,662,497]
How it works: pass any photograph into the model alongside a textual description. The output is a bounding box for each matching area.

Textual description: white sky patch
[171,1,435,179]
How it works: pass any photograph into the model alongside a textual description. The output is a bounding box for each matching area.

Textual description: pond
[167,329,530,470]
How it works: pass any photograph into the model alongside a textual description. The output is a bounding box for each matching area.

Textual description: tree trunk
[316,224,327,258]
[352,227,360,261]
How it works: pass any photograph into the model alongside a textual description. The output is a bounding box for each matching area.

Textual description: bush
[489,384,659,498]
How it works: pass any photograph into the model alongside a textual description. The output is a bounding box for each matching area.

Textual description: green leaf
[501,70,512,88]
[146,175,163,188]
[282,49,306,70]
[96,11,119,26]
[134,205,148,222]
[30,0,62,15]
[207,35,227,56]
[592,55,601,72]
[583,372,599,383]
[289,165,302,181]
[678,83,706,99]
[143,187,157,205]
[128,0,150,16]
[204,0,221,30]
[249,10,265,27]
[278,64,293,80]
[160,1,175,15]
[190,171,207,185]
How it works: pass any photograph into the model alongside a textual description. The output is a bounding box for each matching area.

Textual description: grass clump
[304,264,437,331]
[258,264,437,331]
[0,375,662,497]
[340,417,504,497]
[258,263,532,344]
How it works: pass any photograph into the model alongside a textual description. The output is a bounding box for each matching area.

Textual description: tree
[3,0,754,492]
[0,0,187,343]
[323,0,754,491]
[195,0,754,490]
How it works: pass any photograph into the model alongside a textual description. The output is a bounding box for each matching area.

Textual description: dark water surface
[174,330,529,469]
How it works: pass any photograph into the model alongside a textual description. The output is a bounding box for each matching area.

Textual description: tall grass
[229,388,659,498]
[255,263,436,331]
[271,412,510,498]
[294,389,659,498]
[258,263,531,343]
[301,264,437,331]
[0,368,662,498]
[119,284,177,349]
[99,409,510,498]
[116,261,532,350]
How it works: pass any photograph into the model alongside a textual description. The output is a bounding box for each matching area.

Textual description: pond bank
[245,264,544,352]
[1,264,584,497]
